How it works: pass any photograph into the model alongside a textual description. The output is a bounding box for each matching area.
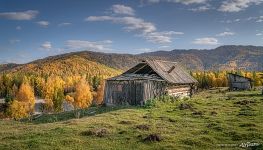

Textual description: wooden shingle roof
[109,59,197,84]
[143,60,197,84]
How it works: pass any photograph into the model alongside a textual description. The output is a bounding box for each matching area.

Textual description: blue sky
[0,0,263,63]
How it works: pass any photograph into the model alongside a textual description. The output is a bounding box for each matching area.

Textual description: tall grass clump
[144,95,181,108]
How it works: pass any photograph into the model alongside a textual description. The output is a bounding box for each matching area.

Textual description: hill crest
[1,45,263,72]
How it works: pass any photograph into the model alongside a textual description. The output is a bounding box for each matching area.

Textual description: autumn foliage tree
[94,80,105,105]
[73,77,93,109]
[65,95,74,103]
[9,80,35,119]
[43,76,65,112]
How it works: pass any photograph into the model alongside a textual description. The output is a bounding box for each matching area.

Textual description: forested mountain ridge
[1,45,263,73]
[0,54,121,77]
[0,63,20,72]
[140,45,263,71]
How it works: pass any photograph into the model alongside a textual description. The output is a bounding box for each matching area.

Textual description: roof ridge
[144,59,177,64]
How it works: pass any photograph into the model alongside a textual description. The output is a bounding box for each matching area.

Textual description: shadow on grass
[23,106,137,124]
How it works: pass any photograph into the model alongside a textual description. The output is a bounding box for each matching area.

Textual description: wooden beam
[133,64,148,74]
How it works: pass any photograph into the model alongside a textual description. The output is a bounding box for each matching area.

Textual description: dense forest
[0,55,120,119]
[0,68,262,119]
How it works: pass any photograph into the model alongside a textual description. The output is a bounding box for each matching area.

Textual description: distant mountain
[140,45,263,71]
[1,54,121,78]
[0,63,20,72]
[1,45,262,75]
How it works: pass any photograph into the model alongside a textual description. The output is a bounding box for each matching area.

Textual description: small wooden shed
[104,60,198,106]
[228,73,253,90]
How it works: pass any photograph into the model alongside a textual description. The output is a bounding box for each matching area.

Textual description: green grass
[0,89,262,150]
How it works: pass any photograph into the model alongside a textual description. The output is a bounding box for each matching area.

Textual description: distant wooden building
[228,73,252,90]
[104,60,198,106]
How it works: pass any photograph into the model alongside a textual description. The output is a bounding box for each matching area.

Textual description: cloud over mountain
[193,37,219,45]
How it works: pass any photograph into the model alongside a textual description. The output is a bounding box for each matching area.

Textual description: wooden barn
[228,73,253,90]
[104,60,198,106]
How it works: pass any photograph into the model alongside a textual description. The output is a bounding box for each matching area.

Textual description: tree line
[0,70,262,119]
[191,70,263,89]
[0,73,105,119]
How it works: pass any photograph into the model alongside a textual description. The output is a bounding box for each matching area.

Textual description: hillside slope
[1,45,263,74]
[0,89,262,149]
[0,63,20,72]
[2,54,121,78]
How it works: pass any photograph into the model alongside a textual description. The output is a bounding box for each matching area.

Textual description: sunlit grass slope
[0,89,262,150]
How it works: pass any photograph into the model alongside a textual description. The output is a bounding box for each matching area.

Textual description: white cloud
[245,16,263,23]
[58,22,72,27]
[16,26,21,30]
[118,17,156,33]
[216,31,235,36]
[0,10,38,20]
[9,39,20,44]
[86,15,182,44]
[102,40,113,44]
[111,4,135,16]
[177,0,207,5]
[164,31,184,35]
[141,32,172,43]
[190,6,209,12]
[65,40,113,51]
[140,31,183,43]
[220,18,242,23]
[159,45,170,48]
[193,37,219,45]
[256,19,263,22]
[234,19,240,22]
[189,4,212,12]
[136,48,152,52]
[86,16,114,21]
[221,16,263,24]
[246,16,257,21]
[256,33,262,36]
[36,21,49,27]
[41,41,52,50]
[219,0,263,12]
[145,0,207,5]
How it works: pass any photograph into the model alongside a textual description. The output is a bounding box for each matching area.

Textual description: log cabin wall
[166,84,192,98]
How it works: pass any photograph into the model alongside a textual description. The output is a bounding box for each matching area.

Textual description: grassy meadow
[0,88,262,150]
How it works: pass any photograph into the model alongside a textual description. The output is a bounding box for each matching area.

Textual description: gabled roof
[227,73,253,81]
[112,59,197,84]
